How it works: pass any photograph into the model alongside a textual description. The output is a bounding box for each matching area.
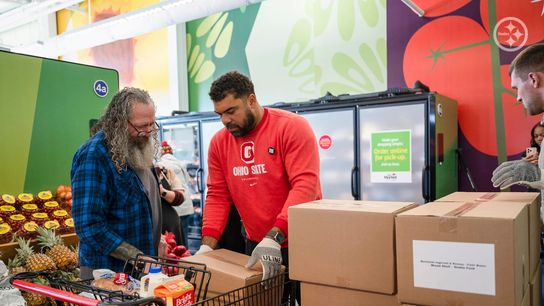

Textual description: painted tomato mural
[411,0,471,17]
[404,16,497,155]
[481,0,544,47]
[403,12,542,157]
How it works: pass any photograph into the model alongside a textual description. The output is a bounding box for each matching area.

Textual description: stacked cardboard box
[437,192,541,306]
[396,200,530,306]
[289,199,417,305]
[436,192,541,276]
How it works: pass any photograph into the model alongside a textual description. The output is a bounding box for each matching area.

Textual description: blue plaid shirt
[71,131,155,272]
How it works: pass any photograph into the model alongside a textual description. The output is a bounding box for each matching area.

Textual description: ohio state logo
[240,142,255,164]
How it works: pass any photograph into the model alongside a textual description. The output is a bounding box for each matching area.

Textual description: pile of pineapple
[8,227,79,305]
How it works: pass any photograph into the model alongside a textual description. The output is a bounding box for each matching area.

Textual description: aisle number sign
[93,80,108,97]
[370,130,412,183]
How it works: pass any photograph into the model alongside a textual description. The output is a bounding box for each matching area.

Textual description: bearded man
[71,87,161,277]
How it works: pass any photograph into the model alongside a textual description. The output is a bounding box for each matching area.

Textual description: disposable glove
[246,237,282,283]
[194,244,213,255]
[491,159,543,189]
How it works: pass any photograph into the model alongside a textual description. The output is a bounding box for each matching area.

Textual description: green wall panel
[24,60,118,192]
[0,51,118,194]
[0,52,42,194]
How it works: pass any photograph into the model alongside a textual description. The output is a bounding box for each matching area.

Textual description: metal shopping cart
[11,254,295,306]
[10,254,212,306]
[194,271,297,306]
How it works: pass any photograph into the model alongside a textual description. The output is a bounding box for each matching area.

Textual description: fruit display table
[0,233,78,262]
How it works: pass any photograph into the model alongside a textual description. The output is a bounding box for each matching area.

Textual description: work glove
[246,237,282,284]
[194,244,213,255]
[491,160,543,189]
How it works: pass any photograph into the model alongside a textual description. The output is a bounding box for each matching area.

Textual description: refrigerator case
[289,92,457,203]
[158,112,223,253]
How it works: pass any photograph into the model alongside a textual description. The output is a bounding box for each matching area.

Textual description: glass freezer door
[200,119,225,205]
[301,109,355,200]
[359,103,426,203]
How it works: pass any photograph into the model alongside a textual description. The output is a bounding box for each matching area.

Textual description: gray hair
[93,87,158,172]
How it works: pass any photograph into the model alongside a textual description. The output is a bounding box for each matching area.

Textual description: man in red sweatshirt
[196,71,322,285]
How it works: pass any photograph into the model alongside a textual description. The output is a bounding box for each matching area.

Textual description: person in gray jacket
[492,44,544,222]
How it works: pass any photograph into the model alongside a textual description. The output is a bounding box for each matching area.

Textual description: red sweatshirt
[202,108,322,246]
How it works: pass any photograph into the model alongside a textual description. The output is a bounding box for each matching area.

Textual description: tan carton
[301,282,400,306]
[396,201,529,306]
[289,199,417,294]
[184,248,284,301]
[437,192,541,275]
[530,261,541,306]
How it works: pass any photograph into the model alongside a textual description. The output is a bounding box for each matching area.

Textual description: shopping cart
[11,254,212,306]
[123,254,211,301]
[194,271,297,306]
[11,270,165,306]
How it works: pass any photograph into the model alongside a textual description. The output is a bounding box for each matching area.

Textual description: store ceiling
[1,0,263,58]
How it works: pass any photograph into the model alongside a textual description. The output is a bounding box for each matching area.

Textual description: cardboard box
[396,201,529,306]
[530,261,541,306]
[437,192,541,275]
[289,199,417,294]
[183,248,284,302]
[301,282,400,306]
[184,248,261,297]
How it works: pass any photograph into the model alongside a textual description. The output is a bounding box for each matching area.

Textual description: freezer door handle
[351,166,359,199]
[422,166,430,202]
[196,168,204,193]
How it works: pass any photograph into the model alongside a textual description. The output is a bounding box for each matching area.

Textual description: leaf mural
[358,0,379,27]
[186,32,215,84]
[187,11,236,85]
[278,0,386,98]
[304,0,333,36]
[338,0,356,41]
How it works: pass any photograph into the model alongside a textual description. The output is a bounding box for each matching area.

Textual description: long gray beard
[127,139,155,170]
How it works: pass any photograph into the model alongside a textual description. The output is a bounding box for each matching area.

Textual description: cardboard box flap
[300,199,417,214]
[398,201,526,219]
[437,192,540,203]
[184,249,263,294]
[462,201,527,219]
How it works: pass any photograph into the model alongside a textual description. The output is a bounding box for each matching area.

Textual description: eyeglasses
[128,121,160,137]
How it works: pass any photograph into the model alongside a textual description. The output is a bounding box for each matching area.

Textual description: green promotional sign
[370,130,412,183]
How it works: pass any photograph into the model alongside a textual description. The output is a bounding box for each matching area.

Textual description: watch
[266,230,285,244]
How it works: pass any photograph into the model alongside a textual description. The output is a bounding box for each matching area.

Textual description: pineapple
[36,227,77,271]
[21,276,49,306]
[7,255,27,275]
[15,237,56,272]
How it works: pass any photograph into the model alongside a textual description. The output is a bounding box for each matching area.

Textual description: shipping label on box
[436,192,541,275]
[412,240,495,295]
[396,201,529,306]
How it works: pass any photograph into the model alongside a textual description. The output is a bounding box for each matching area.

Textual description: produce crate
[0,232,78,261]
